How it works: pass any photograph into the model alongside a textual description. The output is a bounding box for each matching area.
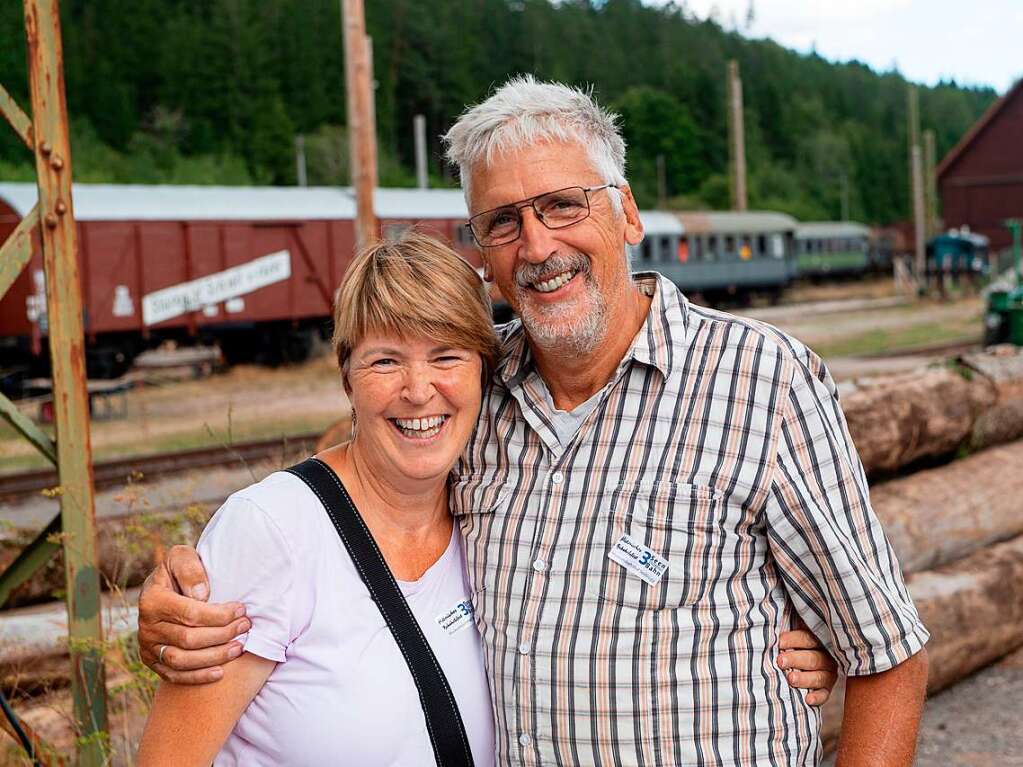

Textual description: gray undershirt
[538,380,604,446]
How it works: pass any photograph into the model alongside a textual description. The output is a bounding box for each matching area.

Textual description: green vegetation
[0,0,997,222]
[812,322,982,359]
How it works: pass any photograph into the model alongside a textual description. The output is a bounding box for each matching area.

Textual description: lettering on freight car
[142,250,292,326]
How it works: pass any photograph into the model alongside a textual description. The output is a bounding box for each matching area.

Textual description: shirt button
[519,733,531,747]
[551,471,564,485]
[518,642,530,655]
[532,558,546,572]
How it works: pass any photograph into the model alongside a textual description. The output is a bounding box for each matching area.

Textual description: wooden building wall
[938,81,1023,252]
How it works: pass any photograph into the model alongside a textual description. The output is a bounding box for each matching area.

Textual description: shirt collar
[494,271,687,388]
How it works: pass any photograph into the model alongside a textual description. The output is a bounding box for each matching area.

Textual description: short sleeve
[764,360,929,676]
[197,494,296,663]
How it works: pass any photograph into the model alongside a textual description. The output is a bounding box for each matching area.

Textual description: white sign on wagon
[142,250,291,326]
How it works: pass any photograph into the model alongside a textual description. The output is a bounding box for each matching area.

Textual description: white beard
[517,278,607,356]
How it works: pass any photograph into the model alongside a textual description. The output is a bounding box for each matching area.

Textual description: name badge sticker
[608,533,670,585]
[435,598,475,636]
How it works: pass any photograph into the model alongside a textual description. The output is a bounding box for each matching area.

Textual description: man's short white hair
[443,75,627,212]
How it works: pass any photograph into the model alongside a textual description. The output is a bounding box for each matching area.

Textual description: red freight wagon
[0,184,477,379]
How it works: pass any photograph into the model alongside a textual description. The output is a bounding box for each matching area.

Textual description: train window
[757,235,767,257]
[661,237,672,261]
[724,235,736,255]
[770,234,785,258]
[690,237,702,261]
[707,235,719,260]
[739,236,753,261]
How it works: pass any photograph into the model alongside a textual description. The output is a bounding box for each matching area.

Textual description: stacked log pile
[842,345,1023,477]
[819,346,1023,746]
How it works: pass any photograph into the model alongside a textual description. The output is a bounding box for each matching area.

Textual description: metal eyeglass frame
[467,183,619,247]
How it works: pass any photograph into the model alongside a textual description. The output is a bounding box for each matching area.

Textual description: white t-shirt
[197,471,496,767]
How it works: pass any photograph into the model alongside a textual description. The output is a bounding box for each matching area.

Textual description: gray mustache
[515,254,590,288]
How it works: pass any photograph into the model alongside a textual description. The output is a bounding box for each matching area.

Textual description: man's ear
[619,185,644,246]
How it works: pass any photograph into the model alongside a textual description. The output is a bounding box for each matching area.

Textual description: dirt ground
[822,645,1023,766]
[1,355,350,473]
[745,295,984,360]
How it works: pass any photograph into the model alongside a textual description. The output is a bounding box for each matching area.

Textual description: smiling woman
[136,230,501,767]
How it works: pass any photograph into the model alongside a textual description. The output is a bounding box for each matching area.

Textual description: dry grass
[1,355,350,473]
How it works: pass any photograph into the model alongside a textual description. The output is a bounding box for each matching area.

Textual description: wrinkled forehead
[466,138,605,212]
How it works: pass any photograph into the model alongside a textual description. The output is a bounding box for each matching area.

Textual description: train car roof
[637,210,685,236]
[370,187,468,219]
[932,230,989,247]
[795,221,871,238]
[674,210,798,234]
[0,183,470,222]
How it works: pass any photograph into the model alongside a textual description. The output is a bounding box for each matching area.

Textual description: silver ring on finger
[157,644,168,665]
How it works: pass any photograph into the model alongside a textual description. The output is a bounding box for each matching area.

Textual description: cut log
[962,346,1023,450]
[821,533,1023,745]
[841,367,995,476]
[0,511,207,609]
[0,590,138,670]
[871,439,1023,573]
[910,534,1023,692]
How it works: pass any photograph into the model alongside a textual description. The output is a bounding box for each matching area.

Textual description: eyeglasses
[467,184,618,247]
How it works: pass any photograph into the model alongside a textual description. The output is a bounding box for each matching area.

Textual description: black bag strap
[285,458,475,767]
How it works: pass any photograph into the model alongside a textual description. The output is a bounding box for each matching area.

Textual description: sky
[657,0,1022,94]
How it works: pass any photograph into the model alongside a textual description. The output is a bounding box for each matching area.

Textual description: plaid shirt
[452,273,928,766]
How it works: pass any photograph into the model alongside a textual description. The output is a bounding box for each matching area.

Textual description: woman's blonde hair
[332,230,500,382]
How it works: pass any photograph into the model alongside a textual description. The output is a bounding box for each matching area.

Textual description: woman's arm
[136,652,276,767]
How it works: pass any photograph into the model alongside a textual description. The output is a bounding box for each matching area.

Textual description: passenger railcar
[631,210,796,302]
[927,229,990,279]
[0,183,475,380]
[794,222,871,279]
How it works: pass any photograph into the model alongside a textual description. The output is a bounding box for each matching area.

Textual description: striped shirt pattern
[452,273,928,766]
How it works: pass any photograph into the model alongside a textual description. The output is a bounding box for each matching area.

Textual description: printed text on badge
[608,533,670,585]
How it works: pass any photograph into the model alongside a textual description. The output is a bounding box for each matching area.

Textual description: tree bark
[822,533,1023,746]
[841,368,994,476]
[872,439,1023,573]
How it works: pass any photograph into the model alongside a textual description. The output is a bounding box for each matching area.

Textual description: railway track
[859,338,983,359]
[0,433,322,499]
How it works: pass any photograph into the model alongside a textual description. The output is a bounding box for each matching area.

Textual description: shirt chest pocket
[584,481,729,610]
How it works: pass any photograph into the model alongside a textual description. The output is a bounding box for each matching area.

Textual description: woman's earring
[350,409,357,437]
[482,263,493,282]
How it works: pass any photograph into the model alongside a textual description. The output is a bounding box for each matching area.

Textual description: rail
[0,433,323,500]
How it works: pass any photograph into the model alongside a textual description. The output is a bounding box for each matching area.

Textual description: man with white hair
[137,76,927,765]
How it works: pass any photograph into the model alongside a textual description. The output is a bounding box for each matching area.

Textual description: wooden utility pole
[840,171,850,221]
[341,0,377,249]
[656,154,667,209]
[414,114,428,189]
[295,134,308,187]
[907,87,926,290]
[727,60,748,212]
[923,129,939,237]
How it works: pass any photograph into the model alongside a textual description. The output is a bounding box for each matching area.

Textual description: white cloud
[653,0,1020,92]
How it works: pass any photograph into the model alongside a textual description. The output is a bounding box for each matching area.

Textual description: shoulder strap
[285,458,475,767]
